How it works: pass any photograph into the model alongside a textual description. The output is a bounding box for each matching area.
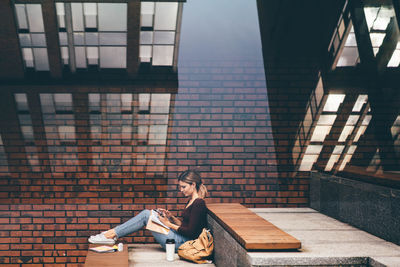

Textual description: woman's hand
[157,208,182,226]
[158,214,170,227]
[157,208,171,217]
[158,214,179,231]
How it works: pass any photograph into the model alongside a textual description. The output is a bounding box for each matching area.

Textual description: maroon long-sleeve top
[177,198,207,239]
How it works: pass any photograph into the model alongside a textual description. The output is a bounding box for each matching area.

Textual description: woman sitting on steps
[88,170,208,252]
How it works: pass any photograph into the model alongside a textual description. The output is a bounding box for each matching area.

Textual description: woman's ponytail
[198,183,208,198]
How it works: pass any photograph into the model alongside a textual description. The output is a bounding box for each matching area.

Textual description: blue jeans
[114,209,190,252]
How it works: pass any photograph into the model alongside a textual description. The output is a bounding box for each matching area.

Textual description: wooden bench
[85,244,128,267]
[207,203,301,250]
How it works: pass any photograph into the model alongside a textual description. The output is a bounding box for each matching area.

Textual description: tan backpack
[178,228,214,264]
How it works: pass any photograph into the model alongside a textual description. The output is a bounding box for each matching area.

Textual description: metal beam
[127,0,141,77]
[42,0,63,78]
[376,17,399,73]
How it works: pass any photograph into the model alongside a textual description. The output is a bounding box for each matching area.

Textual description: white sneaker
[88,232,116,245]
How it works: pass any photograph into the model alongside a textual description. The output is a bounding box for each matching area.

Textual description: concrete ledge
[310,171,400,245]
[208,208,400,266]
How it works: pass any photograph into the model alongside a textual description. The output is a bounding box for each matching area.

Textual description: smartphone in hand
[154,209,163,216]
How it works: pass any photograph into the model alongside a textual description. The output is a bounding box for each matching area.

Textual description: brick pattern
[0,61,311,266]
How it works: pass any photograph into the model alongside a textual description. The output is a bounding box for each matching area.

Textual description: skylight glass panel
[154,32,175,45]
[71,3,84,31]
[98,4,127,31]
[140,2,180,66]
[152,45,174,66]
[154,3,178,31]
[100,47,126,68]
[15,4,49,71]
[26,5,45,32]
[33,48,50,71]
[57,2,127,70]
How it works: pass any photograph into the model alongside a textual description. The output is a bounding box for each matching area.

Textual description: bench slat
[208,203,301,250]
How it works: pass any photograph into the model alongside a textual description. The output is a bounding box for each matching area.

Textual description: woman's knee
[141,209,151,217]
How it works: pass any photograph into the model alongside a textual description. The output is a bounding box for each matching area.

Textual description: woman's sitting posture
[88,170,208,252]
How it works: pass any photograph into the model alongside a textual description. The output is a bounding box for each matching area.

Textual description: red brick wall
[0,60,311,266]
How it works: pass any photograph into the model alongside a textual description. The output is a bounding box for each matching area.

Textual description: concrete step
[128,244,215,267]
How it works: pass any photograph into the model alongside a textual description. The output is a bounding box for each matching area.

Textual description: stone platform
[128,208,400,266]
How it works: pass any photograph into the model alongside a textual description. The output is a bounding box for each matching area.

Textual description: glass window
[154,2,178,31]
[100,47,126,68]
[98,3,127,31]
[85,32,99,45]
[61,47,69,64]
[73,33,85,45]
[56,3,65,28]
[87,47,99,65]
[15,4,28,30]
[33,48,50,71]
[99,33,127,46]
[15,94,29,111]
[59,32,68,46]
[23,48,34,68]
[140,32,153,45]
[140,46,152,62]
[19,34,31,47]
[152,45,174,66]
[31,33,46,47]
[154,32,175,45]
[15,4,49,71]
[83,3,97,28]
[72,3,84,31]
[27,4,45,32]
[75,47,87,68]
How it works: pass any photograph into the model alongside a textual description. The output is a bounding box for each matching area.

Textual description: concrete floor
[128,208,400,266]
[249,208,400,267]
[128,244,215,267]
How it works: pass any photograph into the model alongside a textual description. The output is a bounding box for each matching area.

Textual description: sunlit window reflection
[40,94,79,172]
[391,115,400,158]
[364,5,395,56]
[14,94,41,172]
[323,94,345,112]
[0,134,9,174]
[387,42,400,67]
[294,88,373,173]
